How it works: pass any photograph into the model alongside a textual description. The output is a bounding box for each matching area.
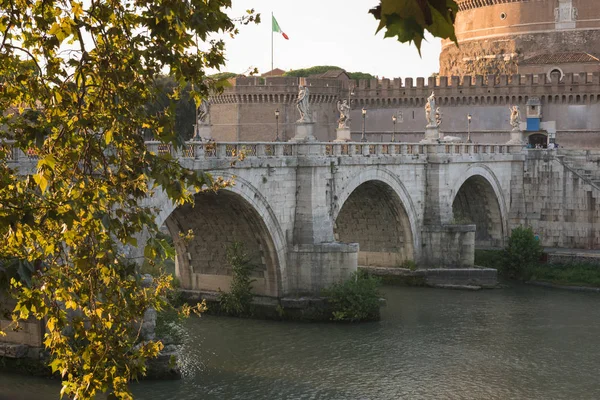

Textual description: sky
[213,0,442,79]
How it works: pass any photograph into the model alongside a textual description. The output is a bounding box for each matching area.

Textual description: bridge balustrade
[2,141,39,161]
[3,140,519,166]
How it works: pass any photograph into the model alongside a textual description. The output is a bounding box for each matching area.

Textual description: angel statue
[337,99,351,129]
[197,100,210,125]
[296,85,312,123]
[435,107,442,127]
[509,105,521,131]
[425,91,436,127]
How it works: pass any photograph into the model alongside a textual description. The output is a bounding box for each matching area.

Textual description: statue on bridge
[193,99,212,141]
[425,91,437,127]
[197,100,211,125]
[336,99,351,129]
[435,107,442,128]
[509,105,521,131]
[296,85,312,123]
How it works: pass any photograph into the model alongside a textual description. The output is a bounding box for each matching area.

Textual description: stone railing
[1,142,40,162]
[3,140,519,166]
[145,141,518,159]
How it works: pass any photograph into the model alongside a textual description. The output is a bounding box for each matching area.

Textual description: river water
[1,284,599,400]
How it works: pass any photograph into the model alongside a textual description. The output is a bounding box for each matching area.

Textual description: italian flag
[272,15,289,40]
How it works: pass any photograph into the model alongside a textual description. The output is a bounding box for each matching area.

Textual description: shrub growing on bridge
[219,242,256,317]
[323,270,382,322]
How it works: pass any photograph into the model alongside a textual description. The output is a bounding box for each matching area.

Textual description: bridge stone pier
[145,141,522,298]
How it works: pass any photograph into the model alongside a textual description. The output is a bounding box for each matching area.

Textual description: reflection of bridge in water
[9,141,600,299]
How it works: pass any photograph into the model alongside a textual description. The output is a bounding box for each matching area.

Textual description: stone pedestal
[334,128,351,142]
[420,224,476,268]
[290,122,317,142]
[288,243,358,295]
[506,129,524,145]
[420,126,441,143]
[193,125,212,141]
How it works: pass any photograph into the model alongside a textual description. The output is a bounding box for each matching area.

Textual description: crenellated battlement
[210,76,343,105]
[353,73,600,107]
[355,72,600,90]
[211,73,600,106]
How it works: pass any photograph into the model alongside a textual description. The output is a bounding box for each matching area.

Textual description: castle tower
[440,0,600,77]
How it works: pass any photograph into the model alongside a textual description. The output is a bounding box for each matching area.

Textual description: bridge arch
[333,168,420,266]
[450,165,508,248]
[155,174,286,297]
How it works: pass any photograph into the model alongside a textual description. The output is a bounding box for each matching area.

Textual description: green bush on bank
[399,259,417,271]
[475,227,600,288]
[476,226,541,279]
[503,226,543,279]
[322,270,382,322]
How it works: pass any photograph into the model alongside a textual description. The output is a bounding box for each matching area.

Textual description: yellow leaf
[44,243,54,255]
[33,173,48,193]
[105,129,113,145]
[48,23,61,36]
[65,300,77,310]
[72,1,83,17]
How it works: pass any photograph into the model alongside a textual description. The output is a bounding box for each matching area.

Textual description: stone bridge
[143,141,523,298]
[13,140,600,298]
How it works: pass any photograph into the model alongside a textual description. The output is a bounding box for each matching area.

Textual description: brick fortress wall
[210,76,342,142]
[210,73,600,147]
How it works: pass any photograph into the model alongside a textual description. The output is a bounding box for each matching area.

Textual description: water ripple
[2,284,599,400]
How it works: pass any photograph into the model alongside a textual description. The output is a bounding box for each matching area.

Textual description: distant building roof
[309,69,350,80]
[522,52,600,65]
[261,68,286,77]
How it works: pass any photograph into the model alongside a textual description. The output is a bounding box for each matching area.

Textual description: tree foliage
[144,76,196,142]
[283,65,341,77]
[0,1,257,398]
[503,226,543,279]
[348,71,376,80]
[370,0,458,54]
[322,270,382,322]
[210,72,238,81]
[218,242,256,317]
[283,65,375,80]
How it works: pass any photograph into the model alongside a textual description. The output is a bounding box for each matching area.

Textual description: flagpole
[271,11,274,72]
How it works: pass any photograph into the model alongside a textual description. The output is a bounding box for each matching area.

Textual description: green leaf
[371,0,458,53]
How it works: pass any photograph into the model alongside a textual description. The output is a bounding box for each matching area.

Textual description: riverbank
[475,249,600,289]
